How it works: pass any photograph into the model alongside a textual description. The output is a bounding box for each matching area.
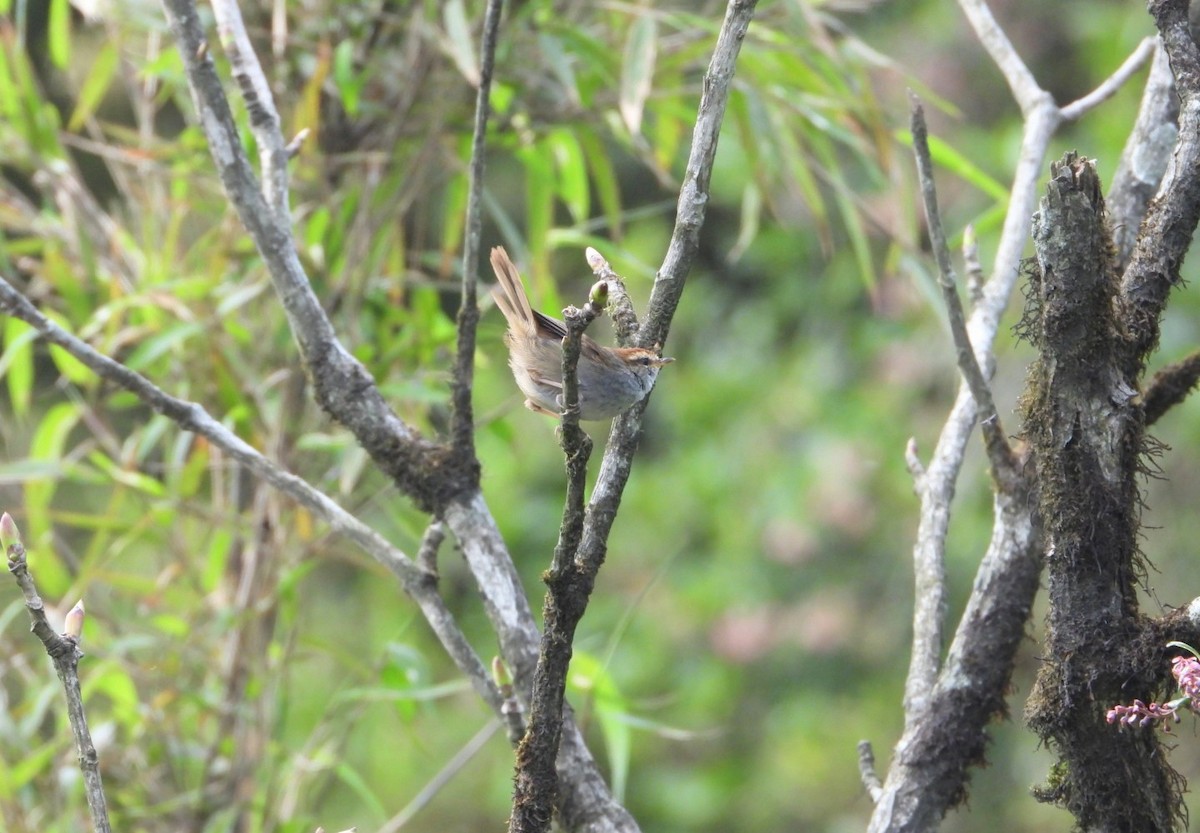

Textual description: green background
[2,1,1199,831]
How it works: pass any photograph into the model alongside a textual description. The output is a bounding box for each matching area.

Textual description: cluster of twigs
[1,2,755,833]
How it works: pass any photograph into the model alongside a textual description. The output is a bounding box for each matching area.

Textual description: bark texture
[1022,153,1183,833]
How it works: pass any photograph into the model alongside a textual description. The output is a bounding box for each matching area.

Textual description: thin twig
[4,516,111,833]
[956,0,1045,114]
[492,656,527,743]
[904,93,1017,719]
[378,720,500,833]
[1061,37,1156,121]
[908,94,1014,477]
[417,520,446,577]
[451,0,505,457]
[857,740,884,802]
[963,225,984,306]
[904,438,926,483]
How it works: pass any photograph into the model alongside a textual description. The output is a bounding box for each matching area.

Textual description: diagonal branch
[1110,41,1178,270]
[1061,37,1156,121]
[1121,0,1200,365]
[901,94,1019,739]
[1143,350,1200,426]
[578,0,756,598]
[0,276,504,720]
[908,95,1014,477]
[210,0,290,218]
[160,0,469,512]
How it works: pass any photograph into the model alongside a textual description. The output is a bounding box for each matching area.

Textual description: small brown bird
[489,246,672,420]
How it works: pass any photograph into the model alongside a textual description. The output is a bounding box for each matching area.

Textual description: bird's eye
[639,356,651,366]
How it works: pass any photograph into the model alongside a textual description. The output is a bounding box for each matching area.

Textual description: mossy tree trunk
[1021,153,1184,833]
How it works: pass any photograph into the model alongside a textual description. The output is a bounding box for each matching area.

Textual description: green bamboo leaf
[442,149,470,257]
[0,317,36,418]
[332,40,362,116]
[67,42,119,130]
[0,740,57,795]
[167,431,209,501]
[334,761,389,822]
[201,527,233,592]
[729,181,763,262]
[619,14,657,135]
[570,651,632,801]
[0,45,17,122]
[86,451,166,497]
[0,458,63,484]
[517,144,555,273]
[47,344,94,385]
[25,401,81,590]
[578,128,623,237]
[548,128,589,224]
[124,321,204,372]
[82,661,141,725]
[538,32,582,108]
[46,0,71,70]
[46,308,96,383]
[442,0,479,86]
[895,128,1009,201]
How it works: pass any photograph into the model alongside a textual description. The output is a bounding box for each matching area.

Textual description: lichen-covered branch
[1023,153,1183,833]
[866,3,1155,830]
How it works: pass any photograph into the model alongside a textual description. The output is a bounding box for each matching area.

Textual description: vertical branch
[902,93,1019,715]
[577,0,756,595]
[509,292,600,833]
[507,2,757,825]
[452,0,505,456]
[867,5,1155,831]
[908,96,1011,468]
[4,514,111,833]
[1024,153,1182,833]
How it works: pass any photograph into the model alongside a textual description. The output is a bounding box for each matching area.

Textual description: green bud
[491,656,512,688]
[0,512,21,554]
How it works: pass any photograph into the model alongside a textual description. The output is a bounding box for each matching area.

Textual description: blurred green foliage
[1,1,1199,832]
